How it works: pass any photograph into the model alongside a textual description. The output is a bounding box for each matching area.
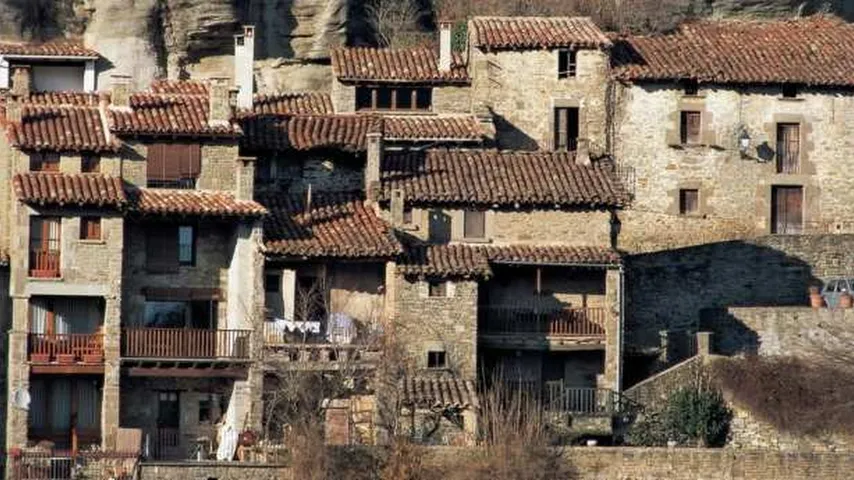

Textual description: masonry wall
[615,83,854,253]
[139,462,291,480]
[330,81,471,115]
[120,140,240,191]
[469,47,610,151]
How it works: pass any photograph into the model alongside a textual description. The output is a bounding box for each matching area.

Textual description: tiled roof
[382,115,484,142]
[148,79,209,95]
[24,91,100,106]
[484,245,621,266]
[381,149,628,208]
[470,16,611,50]
[8,104,119,153]
[262,194,402,259]
[0,41,99,58]
[251,92,334,116]
[398,243,492,278]
[401,375,479,409]
[611,17,854,87]
[126,188,267,217]
[13,172,126,208]
[331,47,469,84]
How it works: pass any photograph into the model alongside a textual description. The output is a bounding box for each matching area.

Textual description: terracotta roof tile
[13,172,126,207]
[8,104,119,153]
[381,149,628,208]
[611,17,854,86]
[398,243,491,278]
[262,194,402,259]
[401,375,479,409]
[0,40,99,58]
[483,245,621,266]
[251,92,334,116]
[148,79,209,95]
[382,115,484,142]
[109,87,240,137]
[470,16,611,50]
[127,188,267,217]
[331,47,469,84]
[24,91,100,106]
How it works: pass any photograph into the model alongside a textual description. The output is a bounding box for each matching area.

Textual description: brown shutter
[146,226,178,272]
[682,111,701,144]
[464,210,486,239]
[776,124,800,174]
[772,186,803,234]
[147,143,166,182]
[554,108,568,150]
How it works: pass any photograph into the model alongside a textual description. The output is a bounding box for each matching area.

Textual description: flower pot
[83,353,103,364]
[840,293,853,309]
[29,353,50,363]
[809,286,824,308]
[56,353,76,364]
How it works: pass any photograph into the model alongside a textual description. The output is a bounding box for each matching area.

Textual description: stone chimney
[236,156,256,201]
[365,132,383,202]
[696,331,713,357]
[234,25,255,111]
[110,74,132,109]
[10,65,30,98]
[575,138,591,166]
[208,76,236,127]
[5,94,20,122]
[438,21,452,72]
[390,189,405,226]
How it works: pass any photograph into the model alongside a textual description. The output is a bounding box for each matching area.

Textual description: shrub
[627,387,731,447]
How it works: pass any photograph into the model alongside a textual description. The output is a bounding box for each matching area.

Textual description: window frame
[427,350,447,369]
[678,189,700,216]
[79,216,102,241]
[30,152,60,172]
[178,225,196,266]
[428,281,448,298]
[463,209,487,240]
[553,107,579,152]
[680,111,702,145]
[557,50,577,78]
[81,153,100,173]
[265,274,281,294]
[782,84,799,99]
[354,86,432,112]
[683,79,699,96]
[776,123,801,174]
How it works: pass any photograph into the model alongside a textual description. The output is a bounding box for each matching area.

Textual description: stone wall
[121,140,240,192]
[330,81,471,115]
[138,462,291,480]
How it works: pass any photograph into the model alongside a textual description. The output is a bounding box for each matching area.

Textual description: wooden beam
[31,364,105,375]
[124,367,248,379]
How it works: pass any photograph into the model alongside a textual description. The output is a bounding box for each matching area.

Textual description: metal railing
[480,306,607,337]
[28,333,104,364]
[8,449,138,480]
[122,329,251,359]
[29,250,60,278]
[544,383,617,415]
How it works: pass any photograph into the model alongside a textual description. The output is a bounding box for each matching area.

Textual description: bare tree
[366,0,430,48]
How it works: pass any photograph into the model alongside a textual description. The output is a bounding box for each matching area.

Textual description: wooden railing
[269,344,372,365]
[122,329,251,359]
[28,333,104,364]
[9,449,137,480]
[480,306,607,337]
[545,383,617,415]
[29,250,60,278]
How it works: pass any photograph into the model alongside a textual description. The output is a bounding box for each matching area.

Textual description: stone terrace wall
[138,462,291,480]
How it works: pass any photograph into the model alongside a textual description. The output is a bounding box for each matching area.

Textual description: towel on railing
[269,318,321,336]
[327,312,356,345]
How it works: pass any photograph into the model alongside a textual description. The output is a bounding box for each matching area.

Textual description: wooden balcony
[29,333,104,373]
[264,343,379,371]
[29,250,60,278]
[479,306,607,351]
[122,328,251,360]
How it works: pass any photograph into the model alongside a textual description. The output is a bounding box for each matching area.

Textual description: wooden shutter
[772,186,803,234]
[776,124,800,174]
[679,189,699,215]
[146,226,178,272]
[464,210,486,239]
[554,108,568,151]
[80,217,101,240]
[681,111,701,144]
[147,143,167,182]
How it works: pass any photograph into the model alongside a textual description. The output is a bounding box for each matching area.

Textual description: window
[265,274,281,293]
[553,107,579,151]
[355,86,432,111]
[146,225,195,271]
[30,152,59,172]
[198,395,213,423]
[29,217,61,278]
[680,111,701,145]
[81,154,100,173]
[143,300,215,329]
[557,50,577,78]
[683,79,699,96]
[679,189,699,215]
[463,210,486,239]
[402,206,413,225]
[157,391,180,429]
[782,84,799,98]
[427,350,446,369]
[79,217,101,240]
[147,143,202,188]
[178,226,195,266]
[428,281,447,297]
[771,186,803,234]
[776,123,800,174]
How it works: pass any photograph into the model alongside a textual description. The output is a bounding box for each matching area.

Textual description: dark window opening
[30,217,61,278]
[198,396,213,423]
[265,274,281,293]
[558,50,577,78]
[396,87,415,109]
[776,123,800,174]
[680,111,701,145]
[178,226,195,266]
[771,186,803,234]
[147,143,202,189]
[376,88,393,109]
[427,351,446,369]
[679,189,699,215]
[782,84,799,98]
[146,225,196,271]
[355,87,373,110]
[143,300,216,329]
[402,206,413,225]
[355,86,432,111]
[683,79,699,96]
[463,210,486,239]
[553,107,579,151]
[30,152,60,172]
[428,281,447,298]
[80,217,101,240]
[81,154,100,173]
[157,391,180,428]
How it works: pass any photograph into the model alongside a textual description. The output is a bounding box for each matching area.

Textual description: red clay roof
[470,16,611,50]
[331,47,469,84]
[262,194,401,259]
[14,172,126,207]
[398,243,492,278]
[23,91,101,106]
[251,92,334,116]
[484,245,621,266]
[8,104,119,153]
[611,17,854,86]
[382,115,484,142]
[381,149,628,208]
[127,188,267,217]
[0,40,99,57]
[401,375,479,409]
[148,79,209,95]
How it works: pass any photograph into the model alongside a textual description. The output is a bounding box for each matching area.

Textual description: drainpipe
[617,263,625,393]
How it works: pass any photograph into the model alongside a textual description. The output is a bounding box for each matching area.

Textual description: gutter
[617,262,625,393]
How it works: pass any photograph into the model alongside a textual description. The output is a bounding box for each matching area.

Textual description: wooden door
[772,186,803,234]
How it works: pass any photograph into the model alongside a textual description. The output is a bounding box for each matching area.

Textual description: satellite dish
[11,388,30,411]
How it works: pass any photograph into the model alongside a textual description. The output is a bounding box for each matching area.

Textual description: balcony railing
[480,306,607,337]
[544,383,617,415]
[122,328,251,359]
[28,333,104,364]
[29,250,60,278]
[9,449,137,480]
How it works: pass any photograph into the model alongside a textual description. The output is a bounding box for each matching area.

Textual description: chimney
[438,21,452,72]
[390,189,405,226]
[208,76,236,126]
[696,331,713,357]
[365,131,383,202]
[110,74,132,109]
[10,65,30,98]
[236,156,256,201]
[473,102,495,144]
[575,138,591,166]
[234,25,255,111]
[5,94,20,122]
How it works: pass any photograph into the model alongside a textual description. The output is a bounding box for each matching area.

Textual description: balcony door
[30,217,61,277]
[771,186,803,234]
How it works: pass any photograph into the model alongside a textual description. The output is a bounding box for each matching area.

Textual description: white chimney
[234,25,255,111]
[439,21,452,72]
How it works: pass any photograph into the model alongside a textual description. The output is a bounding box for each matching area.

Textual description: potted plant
[809,286,824,308]
[82,352,103,363]
[56,353,76,364]
[29,353,51,363]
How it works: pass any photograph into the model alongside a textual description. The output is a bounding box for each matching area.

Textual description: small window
[402,206,413,225]
[396,87,415,110]
[415,88,432,110]
[558,50,577,78]
[679,189,699,215]
[553,107,579,151]
[428,281,447,298]
[463,210,486,239]
[782,84,799,98]
[80,217,101,240]
[683,79,699,96]
[376,87,393,110]
[680,111,701,145]
[178,225,195,266]
[199,396,213,423]
[776,123,800,174]
[355,87,373,111]
[427,350,446,369]
[81,154,100,173]
[30,153,60,172]
[265,274,281,293]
